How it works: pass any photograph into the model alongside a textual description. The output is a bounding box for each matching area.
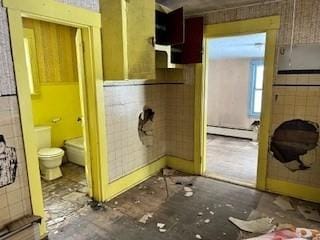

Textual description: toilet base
[40,167,62,181]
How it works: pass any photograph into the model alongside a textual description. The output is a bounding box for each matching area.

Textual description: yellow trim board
[106,157,167,200]
[3,0,101,27]
[196,16,280,191]
[6,0,106,236]
[167,156,195,174]
[205,16,280,37]
[266,178,320,203]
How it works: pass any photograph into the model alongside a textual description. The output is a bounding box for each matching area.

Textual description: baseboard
[106,157,167,200]
[207,126,257,140]
[266,178,320,203]
[106,156,195,201]
[166,156,195,174]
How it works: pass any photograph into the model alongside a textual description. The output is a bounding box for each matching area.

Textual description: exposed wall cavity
[138,106,155,147]
[271,119,319,171]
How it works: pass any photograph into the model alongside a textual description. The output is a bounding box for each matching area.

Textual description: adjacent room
[1,0,320,239]
[23,18,90,232]
[205,33,266,187]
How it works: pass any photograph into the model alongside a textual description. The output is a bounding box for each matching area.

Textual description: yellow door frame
[194,16,280,191]
[4,0,108,236]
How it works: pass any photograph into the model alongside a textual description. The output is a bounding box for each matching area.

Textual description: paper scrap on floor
[273,196,294,211]
[297,205,320,222]
[229,217,275,233]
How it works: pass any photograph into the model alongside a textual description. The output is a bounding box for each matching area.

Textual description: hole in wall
[138,106,155,147]
[270,119,319,171]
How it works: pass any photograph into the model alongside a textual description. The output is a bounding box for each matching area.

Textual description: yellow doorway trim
[4,0,107,237]
[194,16,280,190]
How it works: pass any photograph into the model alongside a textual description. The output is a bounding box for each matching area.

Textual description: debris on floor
[62,192,86,203]
[297,205,320,222]
[184,185,194,197]
[184,191,194,197]
[204,219,211,224]
[162,168,176,176]
[229,217,275,233]
[246,226,320,239]
[157,223,167,233]
[273,196,294,211]
[138,213,153,224]
[195,234,202,239]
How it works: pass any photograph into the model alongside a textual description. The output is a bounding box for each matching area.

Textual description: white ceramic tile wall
[104,84,167,182]
[104,69,195,182]
[203,0,320,187]
[0,96,32,229]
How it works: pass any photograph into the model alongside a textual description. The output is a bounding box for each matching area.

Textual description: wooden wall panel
[23,18,78,83]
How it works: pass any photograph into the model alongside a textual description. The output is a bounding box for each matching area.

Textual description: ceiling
[208,33,266,60]
[156,0,269,15]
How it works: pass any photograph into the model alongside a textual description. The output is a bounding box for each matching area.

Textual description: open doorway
[205,33,266,187]
[22,18,90,232]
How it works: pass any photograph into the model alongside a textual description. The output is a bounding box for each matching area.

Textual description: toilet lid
[39,148,64,157]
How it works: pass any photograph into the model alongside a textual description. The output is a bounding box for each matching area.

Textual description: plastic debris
[198,212,203,216]
[159,228,167,233]
[209,211,214,215]
[229,217,275,233]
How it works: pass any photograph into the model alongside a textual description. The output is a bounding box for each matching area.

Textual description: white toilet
[34,126,64,181]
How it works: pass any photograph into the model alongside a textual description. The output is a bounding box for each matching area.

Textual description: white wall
[207,58,258,130]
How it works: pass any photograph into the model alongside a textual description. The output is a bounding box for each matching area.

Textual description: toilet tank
[34,126,52,150]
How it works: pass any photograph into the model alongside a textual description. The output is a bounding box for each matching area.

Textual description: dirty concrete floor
[41,163,89,233]
[206,134,258,186]
[49,173,320,240]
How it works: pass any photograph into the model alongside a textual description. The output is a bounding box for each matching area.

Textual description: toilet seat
[38,148,64,158]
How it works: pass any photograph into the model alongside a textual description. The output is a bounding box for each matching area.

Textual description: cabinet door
[181,17,204,64]
[167,7,184,45]
[126,0,155,79]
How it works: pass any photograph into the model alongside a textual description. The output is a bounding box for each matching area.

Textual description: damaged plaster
[270,119,319,171]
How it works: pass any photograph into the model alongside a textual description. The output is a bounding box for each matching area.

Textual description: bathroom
[23,18,89,229]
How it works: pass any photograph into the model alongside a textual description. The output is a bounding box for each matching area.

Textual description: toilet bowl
[34,126,64,181]
[38,148,64,181]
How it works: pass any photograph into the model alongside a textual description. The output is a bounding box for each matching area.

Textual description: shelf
[155,44,183,69]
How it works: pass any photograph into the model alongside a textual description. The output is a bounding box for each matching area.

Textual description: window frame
[248,59,264,117]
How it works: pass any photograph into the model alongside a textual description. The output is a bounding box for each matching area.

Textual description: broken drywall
[138,106,155,147]
[270,119,319,171]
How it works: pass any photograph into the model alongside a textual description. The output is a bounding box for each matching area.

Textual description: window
[249,60,264,117]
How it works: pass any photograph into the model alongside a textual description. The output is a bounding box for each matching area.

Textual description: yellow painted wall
[23,18,82,147]
[31,83,82,147]
[23,18,78,84]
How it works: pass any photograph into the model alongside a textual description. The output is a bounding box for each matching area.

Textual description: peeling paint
[270,119,319,171]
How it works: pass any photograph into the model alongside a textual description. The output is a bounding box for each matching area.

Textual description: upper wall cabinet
[156,7,184,45]
[155,5,204,68]
[100,0,155,80]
